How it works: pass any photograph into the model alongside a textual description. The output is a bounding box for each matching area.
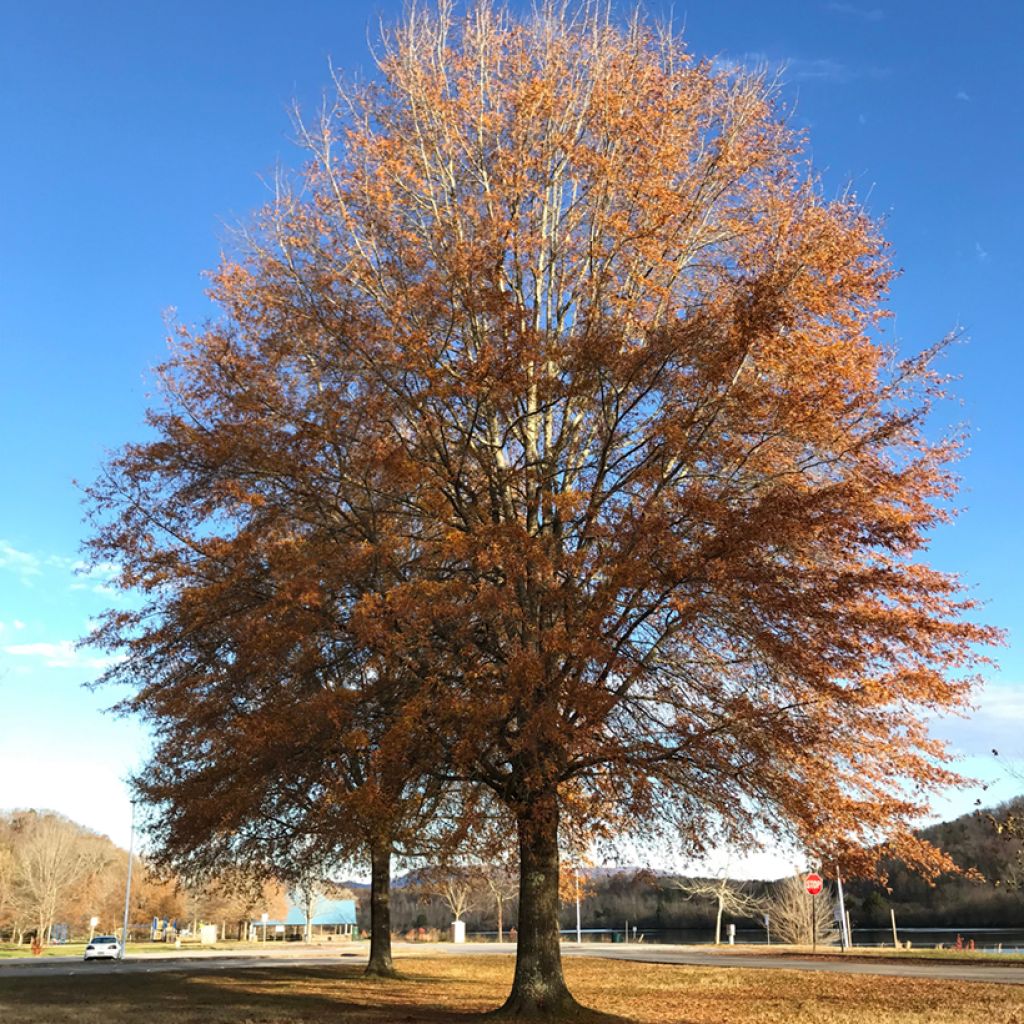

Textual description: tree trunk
[497,895,503,943]
[500,794,581,1016]
[715,900,723,945]
[365,837,397,978]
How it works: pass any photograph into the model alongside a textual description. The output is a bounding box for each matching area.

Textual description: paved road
[2,943,1023,986]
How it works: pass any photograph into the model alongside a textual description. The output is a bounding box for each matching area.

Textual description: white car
[83,935,120,960]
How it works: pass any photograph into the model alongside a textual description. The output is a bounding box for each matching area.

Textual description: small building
[251,897,358,941]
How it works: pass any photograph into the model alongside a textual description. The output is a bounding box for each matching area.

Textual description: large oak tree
[87,1,996,1015]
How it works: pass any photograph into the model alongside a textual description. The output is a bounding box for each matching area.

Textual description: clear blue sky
[1,1,1021,869]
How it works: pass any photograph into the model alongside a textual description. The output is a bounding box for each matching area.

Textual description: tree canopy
[86,1,997,1014]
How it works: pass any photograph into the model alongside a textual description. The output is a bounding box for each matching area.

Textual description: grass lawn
[2,955,1024,1023]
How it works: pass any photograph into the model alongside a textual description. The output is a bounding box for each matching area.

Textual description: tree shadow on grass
[0,963,633,1024]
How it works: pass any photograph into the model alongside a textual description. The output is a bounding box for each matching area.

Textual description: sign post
[805,872,823,953]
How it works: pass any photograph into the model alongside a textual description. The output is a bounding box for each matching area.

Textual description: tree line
[0,810,288,944]
[845,796,1024,929]
[7,796,1020,949]
[79,0,996,1015]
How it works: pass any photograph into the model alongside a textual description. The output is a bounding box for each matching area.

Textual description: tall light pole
[120,800,136,959]
[835,867,850,950]
[575,869,582,944]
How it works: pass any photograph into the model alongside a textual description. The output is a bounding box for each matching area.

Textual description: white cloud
[45,554,78,571]
[2,640,116,671]
[0,540,42,582]
[717,52,888,87]
[69,560,121,596]
[826,2,885,21]
[930,679,1024,758]
[784,57,888,84]
[975,241,990,262]
[956,90,971,102]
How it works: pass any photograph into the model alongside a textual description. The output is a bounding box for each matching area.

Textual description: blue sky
[1,1,1021,872]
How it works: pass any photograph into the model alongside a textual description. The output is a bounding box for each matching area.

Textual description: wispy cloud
[826,2,885,21]
[975,241,990,262]
[0,540,42,583]
[784,57,888,84]
[0,620,27,634]
[0,541,123,596]
[2,640,115,672]
[956,90,971,102]
[69,560,120,596]
[45,554,79,571]
[717,51,888,86]
[932,681,1024,757]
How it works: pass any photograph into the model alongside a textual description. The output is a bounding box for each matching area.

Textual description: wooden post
[890,907,899,949]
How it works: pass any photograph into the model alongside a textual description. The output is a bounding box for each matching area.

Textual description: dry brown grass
[1,955,1023,1024]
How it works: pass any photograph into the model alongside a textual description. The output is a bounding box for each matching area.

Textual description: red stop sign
[805,872,824,895]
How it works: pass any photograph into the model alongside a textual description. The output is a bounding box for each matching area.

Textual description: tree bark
[365,837,397,978]
[500,794,581,1016]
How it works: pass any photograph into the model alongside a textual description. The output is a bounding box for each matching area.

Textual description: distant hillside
[844,796,1024,928]
[373,797,1024,935]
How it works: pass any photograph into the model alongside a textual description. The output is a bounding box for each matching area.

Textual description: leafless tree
[15,813,92,944]
[484,862,519,942]
[673,872,767,945]
[766,873,838,946]
[0,832,16,940]
[418,866,484,926]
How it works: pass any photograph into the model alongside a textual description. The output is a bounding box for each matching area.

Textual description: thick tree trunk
[499,794,581,1017]
[365,837,397,978]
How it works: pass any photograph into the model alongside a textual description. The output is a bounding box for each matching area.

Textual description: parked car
[83,936,120,961]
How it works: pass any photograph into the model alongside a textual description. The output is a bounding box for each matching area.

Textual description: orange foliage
[85,0,1000,1013]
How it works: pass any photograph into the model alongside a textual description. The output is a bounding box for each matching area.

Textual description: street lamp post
[120,800,136,959]
[575,870,582,944]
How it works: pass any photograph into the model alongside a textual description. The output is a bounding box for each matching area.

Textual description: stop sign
[805,872,824,895]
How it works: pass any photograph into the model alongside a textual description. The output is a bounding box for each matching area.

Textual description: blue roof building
[252,897,358,940]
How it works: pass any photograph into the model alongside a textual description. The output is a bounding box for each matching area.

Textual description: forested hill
[7,795,1021,940]
[375,798,1024,935]
[844,796,1024,928]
